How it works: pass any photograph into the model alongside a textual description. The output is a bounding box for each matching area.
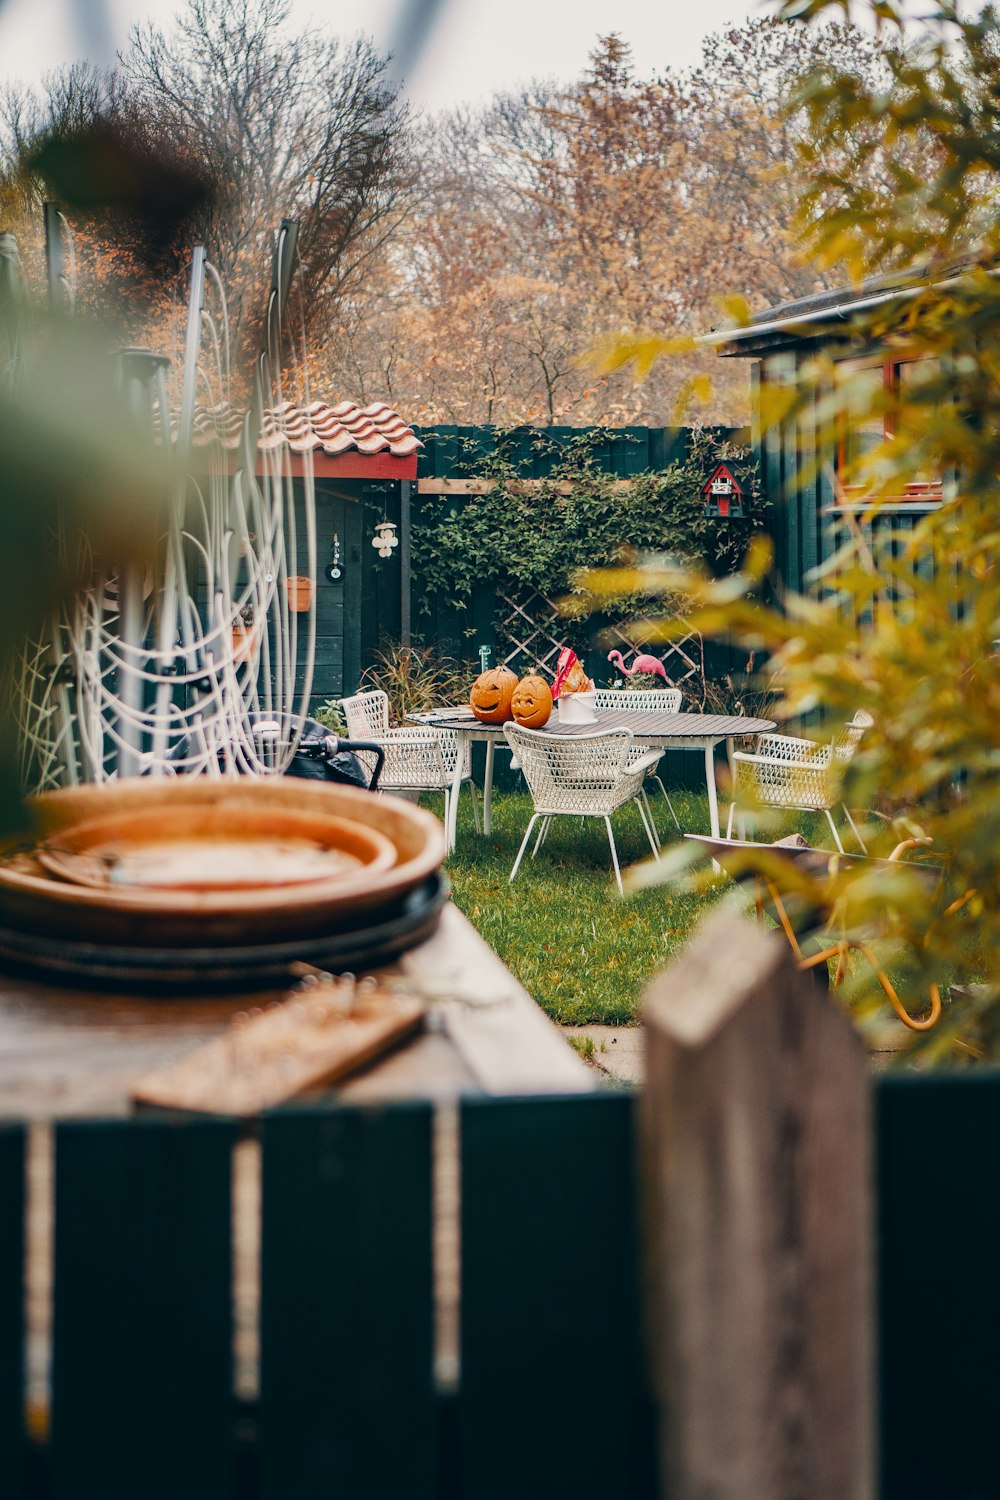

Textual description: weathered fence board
[50,1117,236,1500]
[0,1123,25,1500]
[258,1103,436,1500]
[877,1071,1000,1500]
[642,910,872,1500]
[459,1094,653,1500]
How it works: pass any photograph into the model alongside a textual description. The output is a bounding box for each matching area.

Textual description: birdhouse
[702,463,744,518]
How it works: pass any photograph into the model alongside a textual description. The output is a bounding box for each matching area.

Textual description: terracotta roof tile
[179,399,422,458]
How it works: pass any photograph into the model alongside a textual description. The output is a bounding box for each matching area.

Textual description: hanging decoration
[371,520,399,559]
[324,532,342,583]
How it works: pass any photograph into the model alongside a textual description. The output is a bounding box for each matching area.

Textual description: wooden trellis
[496,589,709,701]
[496,590,568,676]
[601,619,708,705]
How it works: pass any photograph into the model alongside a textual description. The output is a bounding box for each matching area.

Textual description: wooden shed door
[301,489,363,709]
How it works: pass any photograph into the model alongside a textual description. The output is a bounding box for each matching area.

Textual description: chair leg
[651,773,681,832]
[824,808,846,854]
[509,814,539,884]
[640,787,661,849]
[531,815,551,858]
[841,804,867,854]
[604,815,624,895]
[635,798,660,860]
[468,778,481,834]
[442,785,454,852]
[726,801,736,839]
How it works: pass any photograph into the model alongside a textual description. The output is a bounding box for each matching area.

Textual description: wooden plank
[460,1094,652,1500]
[398,904,592,1096]
[50,1117,235,1500]
[799,381,820,582]
[343,495,363,692]
[416,477,636,495]
[0,1123,25,1500]
[131,981,425,1115]
[641,909,872,1500]
[258,1102,436,1499]
[877,1072,1000,1500]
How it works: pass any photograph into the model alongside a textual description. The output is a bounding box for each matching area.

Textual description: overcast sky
[0,0,770,107]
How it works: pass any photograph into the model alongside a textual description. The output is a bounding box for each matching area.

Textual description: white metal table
[416,710,776,852]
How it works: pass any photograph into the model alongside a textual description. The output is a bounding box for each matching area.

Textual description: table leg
[447,736,465,853]
[483,738,495,836]
[704,738,722,839]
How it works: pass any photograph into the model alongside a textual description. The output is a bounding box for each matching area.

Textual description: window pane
[839,363,885,472]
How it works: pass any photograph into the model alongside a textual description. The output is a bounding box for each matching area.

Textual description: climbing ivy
[412,428,764,624]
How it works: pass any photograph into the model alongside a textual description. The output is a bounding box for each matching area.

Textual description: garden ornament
[606,649,668,682]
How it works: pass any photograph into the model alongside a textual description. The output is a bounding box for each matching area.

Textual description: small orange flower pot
[231,623,256,664]
[286,575,314,613]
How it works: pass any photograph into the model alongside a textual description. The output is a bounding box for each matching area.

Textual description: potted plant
[286,574,314,612]
[232,602,257,663]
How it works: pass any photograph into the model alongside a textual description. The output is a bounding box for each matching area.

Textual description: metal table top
[420,709,776,739]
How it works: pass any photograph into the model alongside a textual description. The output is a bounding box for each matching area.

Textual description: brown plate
[0,779,446,947]
[36,805,396,892]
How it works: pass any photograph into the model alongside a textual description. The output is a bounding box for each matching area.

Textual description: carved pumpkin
[470,665,518,724]
[511,674,553,729]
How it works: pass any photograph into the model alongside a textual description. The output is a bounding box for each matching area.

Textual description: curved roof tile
[179,399,422,458]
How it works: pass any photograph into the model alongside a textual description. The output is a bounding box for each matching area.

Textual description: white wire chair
[594,687,683,842]
[503,723,661,894]
[727,710,873,852]
[340,689,479,833]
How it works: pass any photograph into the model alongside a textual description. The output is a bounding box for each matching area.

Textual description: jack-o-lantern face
[511,674,553,729]
[470,666,518,724]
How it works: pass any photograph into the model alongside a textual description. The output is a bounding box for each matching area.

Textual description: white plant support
[12,231,318,790]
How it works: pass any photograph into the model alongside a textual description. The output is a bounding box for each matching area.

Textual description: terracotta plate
[36,805,397,892]
[0,779,446,947]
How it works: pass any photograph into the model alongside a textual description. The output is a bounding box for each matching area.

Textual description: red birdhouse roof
[702,462,743,495]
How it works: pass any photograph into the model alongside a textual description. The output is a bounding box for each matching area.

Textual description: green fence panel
[878,1072,1000,1500]
[0,1124,25,1500]
[50,1117,236,1500]
[459,1094,653,1500]
[258,1103,436,1500]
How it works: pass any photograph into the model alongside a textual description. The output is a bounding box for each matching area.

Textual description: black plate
[0,873,448,992]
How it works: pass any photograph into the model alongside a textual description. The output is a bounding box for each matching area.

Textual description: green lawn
[431,786,732,1026]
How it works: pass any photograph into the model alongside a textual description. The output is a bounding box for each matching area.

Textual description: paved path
[562,1025,644,1086]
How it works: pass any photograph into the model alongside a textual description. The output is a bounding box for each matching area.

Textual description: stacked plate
[0,779,447,989]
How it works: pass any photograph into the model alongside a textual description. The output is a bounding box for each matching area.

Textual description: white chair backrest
[594,687,681,714]
[340,690,391,739]
[834,710,873,763]
[504,723,633,805]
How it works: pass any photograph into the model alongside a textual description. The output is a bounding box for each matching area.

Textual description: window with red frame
[835,354,942,505]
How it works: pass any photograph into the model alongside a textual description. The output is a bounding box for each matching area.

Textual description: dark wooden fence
[2,914,985,1498]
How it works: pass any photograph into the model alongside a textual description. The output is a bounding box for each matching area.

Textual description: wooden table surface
[0,902,591,1121]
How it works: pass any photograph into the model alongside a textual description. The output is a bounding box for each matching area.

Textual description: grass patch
[432,786,731,1026]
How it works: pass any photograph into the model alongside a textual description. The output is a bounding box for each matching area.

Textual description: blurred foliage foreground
[588,0,1000,1062]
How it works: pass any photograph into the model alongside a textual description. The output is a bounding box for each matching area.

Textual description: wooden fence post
[641,909,872,1500]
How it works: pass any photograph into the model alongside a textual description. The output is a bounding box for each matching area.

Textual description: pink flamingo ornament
[607,649,668,681]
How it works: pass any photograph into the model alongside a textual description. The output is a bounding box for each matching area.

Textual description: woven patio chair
[340,690,479,833]
[594,687,682,842]
[503,723,661,894]
[726,710,873,853]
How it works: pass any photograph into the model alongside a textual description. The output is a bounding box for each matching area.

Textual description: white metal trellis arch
[12,222,318,789]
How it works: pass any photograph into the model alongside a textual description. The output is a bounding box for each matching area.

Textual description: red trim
[191,450,418,480]
[275,451,418,480]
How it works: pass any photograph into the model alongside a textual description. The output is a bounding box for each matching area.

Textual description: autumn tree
[0,0,414,375]
[323,23,898,428]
